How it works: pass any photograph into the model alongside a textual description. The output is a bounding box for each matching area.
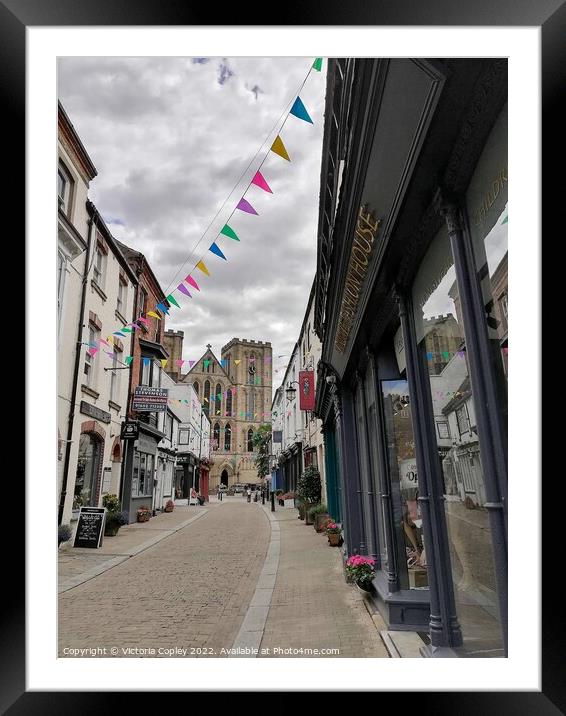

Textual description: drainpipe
[58,208,95,525]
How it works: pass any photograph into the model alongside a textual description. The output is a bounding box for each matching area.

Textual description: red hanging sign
[299,371,315,411]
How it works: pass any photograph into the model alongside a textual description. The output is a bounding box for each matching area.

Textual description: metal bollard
[271,490,275,512]
[262,491,265,505]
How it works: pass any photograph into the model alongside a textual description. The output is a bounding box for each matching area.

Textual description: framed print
[6,0,561,708]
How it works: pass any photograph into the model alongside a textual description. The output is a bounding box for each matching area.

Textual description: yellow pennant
[160,359,168,369]
[196,260,210,277]
[147,311,161,320]
[234,359,242,365]
[271,135,290,161]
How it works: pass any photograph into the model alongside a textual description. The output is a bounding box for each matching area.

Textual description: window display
[381,380,427,590]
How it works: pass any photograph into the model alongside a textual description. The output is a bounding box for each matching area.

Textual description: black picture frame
[10,0,560,708]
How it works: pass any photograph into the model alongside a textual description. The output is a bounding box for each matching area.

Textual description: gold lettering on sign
[474,167,508,227]
[334,205,381,353]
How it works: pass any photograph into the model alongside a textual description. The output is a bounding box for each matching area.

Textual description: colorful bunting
[189,360,196,368]
[271,135,290,161]
[289,96,313,124]
[220,224,240,242]
[251,171,273,193]
[166,294,180,308]
[137,317,150,326]
[196,260,210,277]
[87,347,98,357]
[185,275,200,291]
[177,283,192,297]
[209,242,227,260]
[122,328,133,333]
[203,359,210,369]
[176,359,185,368]
[143,358,151,366]
[147,311,161,320]
[125,356,133,366]
[236,197,258,215]
[234,359,241,366]
[313,57,323,72]
[160,359,168,369]
[156,302,170,315]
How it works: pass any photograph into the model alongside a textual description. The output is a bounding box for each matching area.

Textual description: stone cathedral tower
[181,338,272,489]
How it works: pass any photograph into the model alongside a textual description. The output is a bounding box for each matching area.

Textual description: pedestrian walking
[246,487,251,503]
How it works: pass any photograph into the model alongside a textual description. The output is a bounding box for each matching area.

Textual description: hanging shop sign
[121,421,139,440]
[272,430,283,444]
[73,507,106,549]
[299,371,316,411]
[335,205,381,353]
[80,401,111,424]
[132,386,169,412]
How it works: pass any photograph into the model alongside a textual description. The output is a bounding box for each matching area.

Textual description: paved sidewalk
[58,502,219,592]
[258,507,389,658]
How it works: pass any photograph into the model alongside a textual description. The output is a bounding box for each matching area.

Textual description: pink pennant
[185,275,200,291]
[251,171,273,194]
[176,359,185,368]
[236,197,258,215]
[137,317,150,326]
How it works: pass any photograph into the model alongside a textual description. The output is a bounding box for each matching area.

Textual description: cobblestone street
[58,498,389,658]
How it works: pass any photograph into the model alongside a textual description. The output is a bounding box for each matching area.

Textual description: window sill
[108,400,122,412]
[91,280,107,302]
[81,385,100,399]
[115,309,127,325]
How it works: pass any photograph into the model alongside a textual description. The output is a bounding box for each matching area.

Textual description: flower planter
[314,513,331,532]
[327,533,342,546]
[104,521,121,537]
[355,580,373,596]
[137,513,151,523]
[164,506,174,513]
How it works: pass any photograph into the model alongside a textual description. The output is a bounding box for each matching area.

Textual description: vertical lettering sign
[299,371,315,411]
[335,205,381,353]
[73,507,106,549]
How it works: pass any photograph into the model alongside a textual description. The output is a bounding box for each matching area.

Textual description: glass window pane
[412,224,503,654]
[381,380,427,590]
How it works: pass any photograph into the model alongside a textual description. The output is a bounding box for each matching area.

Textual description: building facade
[116,241,170,523]
[59,202,138,526]
[57,102,97,520]
[314,58,508,657]
[179,338,272,488]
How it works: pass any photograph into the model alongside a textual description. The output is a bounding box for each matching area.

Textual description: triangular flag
[196,260,210,276]
[189,360,196,368]
[234,359,241,366]
[177,284,192,297]
[204,397,208,403]
[137,317,150,326]
[121,328,133,333]
[166,294,180,308]
[217,394,222,400]
[236,197,258,215]
[143,358,151,366]
[251,171,273,193]
[176,359,185,368]
[203,359,210,369]
[289,96,313,124]
[124,356,133,366]
[104,351,116,359]
[313,57,323,72]
[185,275,200,291]
[113,331,126,337]
[502,215,508,224]
[160,360,168,369]
[209,242,227,260]
[99,338,110,347]
[87,347,98,357]
[270,135,290,161]
[156,302,170,315]
[220,224,240,241]
[147,311,161,320]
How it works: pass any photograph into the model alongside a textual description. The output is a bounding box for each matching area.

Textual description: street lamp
[286,381,299,402]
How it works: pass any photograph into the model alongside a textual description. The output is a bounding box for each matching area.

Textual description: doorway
[221,469,229,487]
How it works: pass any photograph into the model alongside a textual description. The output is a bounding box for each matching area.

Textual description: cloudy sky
[58,57,326,390]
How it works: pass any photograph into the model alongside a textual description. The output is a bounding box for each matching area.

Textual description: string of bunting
[87,58,323,366]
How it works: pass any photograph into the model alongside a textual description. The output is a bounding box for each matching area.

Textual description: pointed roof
[181,345,230,381]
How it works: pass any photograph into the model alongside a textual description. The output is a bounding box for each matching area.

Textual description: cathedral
[163,332,272,489]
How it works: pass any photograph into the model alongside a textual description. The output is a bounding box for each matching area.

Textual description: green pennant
[502,215,508,224]
[220,224,240,241]
[166,293,180,308]
[124,356,133,366]
[313,58,323,72]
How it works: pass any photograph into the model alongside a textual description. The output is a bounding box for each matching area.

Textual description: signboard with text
[121,421,139,440]
[73,507,106,549]
[132,386,168,412]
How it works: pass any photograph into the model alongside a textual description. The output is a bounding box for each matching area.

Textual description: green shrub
[296,466,321,505]
[308,503,328,517]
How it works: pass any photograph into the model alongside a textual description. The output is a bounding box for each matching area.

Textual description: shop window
[179,429,189,445]
[381,380,427,590]
[84,324,99,388]
[58,161,74,216]
[133,452,154,497]
[73,433,100,509]
[412,223,503,653]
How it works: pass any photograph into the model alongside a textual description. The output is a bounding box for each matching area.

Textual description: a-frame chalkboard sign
[73,507,106,548]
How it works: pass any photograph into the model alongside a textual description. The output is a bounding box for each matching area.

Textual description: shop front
[120,419,164,523]
[175,452,197,499]
[314,58,507,656]
[279,442,303,494]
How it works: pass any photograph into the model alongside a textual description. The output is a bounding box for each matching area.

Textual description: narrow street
[58,498,388,658]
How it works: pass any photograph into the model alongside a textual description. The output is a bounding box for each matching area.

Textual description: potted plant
[325,522,343,546]
[296,466,321,524]
[297,499,307,520]
[137,505,152,523]
[58,523,72,547]
[345,555,376,593]
[103,494,128,536]
[164,499,175,513]
[309,503,331,532]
